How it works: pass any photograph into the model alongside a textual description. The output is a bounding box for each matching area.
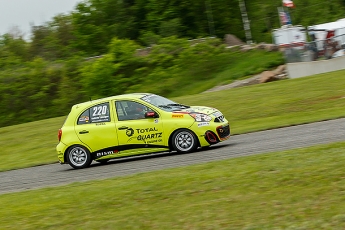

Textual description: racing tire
[172,129,198,153]
[66,145,92,169]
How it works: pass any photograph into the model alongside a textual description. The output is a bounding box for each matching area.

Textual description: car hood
[174,106,222,116]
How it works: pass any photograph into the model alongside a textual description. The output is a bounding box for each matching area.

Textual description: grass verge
[1,142,345,229]
[177,69,345,134]
[1,69,345,172]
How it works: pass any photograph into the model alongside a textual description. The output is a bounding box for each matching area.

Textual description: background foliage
[0,0,344,127]
[0,36,284,127]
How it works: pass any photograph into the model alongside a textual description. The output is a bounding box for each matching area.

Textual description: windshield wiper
[166,103,190,108]
[157,105,172,108]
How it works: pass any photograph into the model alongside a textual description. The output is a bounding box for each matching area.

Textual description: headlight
[189,113,212,122]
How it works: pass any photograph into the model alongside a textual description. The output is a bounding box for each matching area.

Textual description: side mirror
[145,111,159,118]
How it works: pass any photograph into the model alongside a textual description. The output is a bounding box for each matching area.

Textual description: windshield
[140,94,190,111]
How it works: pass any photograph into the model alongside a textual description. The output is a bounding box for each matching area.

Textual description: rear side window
[78,110,90,125]
[78,103,110,125]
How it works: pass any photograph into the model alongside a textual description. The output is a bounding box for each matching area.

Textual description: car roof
[72,93,153,109]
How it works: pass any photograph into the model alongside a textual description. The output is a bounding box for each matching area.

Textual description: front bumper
[216,124,231,140]
[195,122,230,147]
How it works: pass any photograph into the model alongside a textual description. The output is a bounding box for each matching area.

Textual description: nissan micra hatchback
[57,93,230,169]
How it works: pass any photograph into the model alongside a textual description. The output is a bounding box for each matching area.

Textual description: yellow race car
[57,93,230,169]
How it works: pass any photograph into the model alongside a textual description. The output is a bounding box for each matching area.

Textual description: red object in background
[326,30,335,40]
[283,0,295,8]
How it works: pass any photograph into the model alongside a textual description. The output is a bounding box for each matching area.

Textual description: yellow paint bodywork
[56,93,230,163]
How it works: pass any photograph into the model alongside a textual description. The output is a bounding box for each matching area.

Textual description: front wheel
[66,145,92,169]
[172,129,198,153]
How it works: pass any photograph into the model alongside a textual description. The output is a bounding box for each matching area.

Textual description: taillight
[58,129,62,142]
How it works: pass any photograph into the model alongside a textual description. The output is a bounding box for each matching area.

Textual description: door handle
[118,126,128,130]
[79,130,89,134]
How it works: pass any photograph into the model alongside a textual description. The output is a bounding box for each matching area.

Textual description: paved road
[1,118,345,195]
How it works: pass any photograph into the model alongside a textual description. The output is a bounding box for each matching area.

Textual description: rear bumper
[56,142,67,164]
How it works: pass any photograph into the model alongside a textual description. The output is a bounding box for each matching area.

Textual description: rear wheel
[172,129,198,153]
[67,145,92,169]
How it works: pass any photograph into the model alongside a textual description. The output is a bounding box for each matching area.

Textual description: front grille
[216,124,230,138]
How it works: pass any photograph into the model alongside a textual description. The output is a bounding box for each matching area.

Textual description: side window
[77,103,110,125]
[78,110,90,125]
[90,103,110,123]
[115,101,151,121]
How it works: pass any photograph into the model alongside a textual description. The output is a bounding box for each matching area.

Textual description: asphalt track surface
[1,118,345,195]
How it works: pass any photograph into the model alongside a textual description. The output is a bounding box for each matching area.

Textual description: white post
[239,0,252,44]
